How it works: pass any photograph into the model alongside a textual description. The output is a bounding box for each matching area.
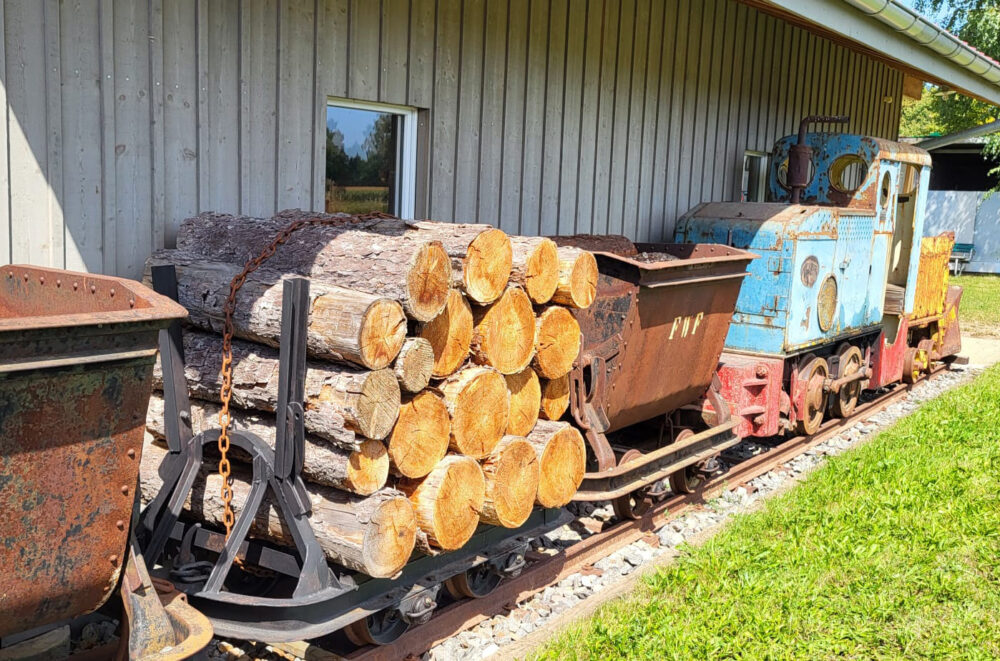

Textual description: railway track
[270,364,953,661]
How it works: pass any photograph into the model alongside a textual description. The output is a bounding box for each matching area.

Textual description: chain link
[216,211,397,540]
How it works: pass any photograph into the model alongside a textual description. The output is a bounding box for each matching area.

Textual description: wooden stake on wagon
[505,368,541,437]
[409,221,512,305]
[392,337,434,393]
[145,395,388,494]
[533,306,582,379]
[508,236,560,304]
[157,330,401,443]
[144,253,407,370]
[418,289,474,378]
[439,366,510,459]
[175,211,452,321]
[551,246,598,309]
[479,436,540,528]
[388,390,451,479]
[470,286,536,375]
[139,442,416,578]
[524,420,586,508]
[397,455,486,550]
[539,373,570,421]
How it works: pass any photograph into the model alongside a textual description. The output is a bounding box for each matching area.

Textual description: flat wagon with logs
[133,209,755,649]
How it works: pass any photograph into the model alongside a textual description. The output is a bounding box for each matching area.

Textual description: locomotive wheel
[344,608,410,646]
[667,430,702,495]
[444,563,502,599]
[795,355,829,435]
[829,343,863,419]
[612,449,652,520]
[902,346,928,384]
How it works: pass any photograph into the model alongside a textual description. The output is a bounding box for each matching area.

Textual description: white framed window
[325,98,418,218]
[742,150,768,202]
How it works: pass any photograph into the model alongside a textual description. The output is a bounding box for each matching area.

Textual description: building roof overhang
[743,0,1000,107]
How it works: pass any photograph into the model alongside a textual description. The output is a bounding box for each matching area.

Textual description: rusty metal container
[912,232,955,320]
[0,266,186,638]
[571,243,755,434]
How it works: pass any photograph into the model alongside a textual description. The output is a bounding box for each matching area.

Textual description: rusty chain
[217,211,397,540]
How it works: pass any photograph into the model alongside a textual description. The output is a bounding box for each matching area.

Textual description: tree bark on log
[146,394,381,493]
[508,236,559,304]
[417,289,473,378]
[550,246,598,309]
[145,394,387,494]
[388,390,451,479]
[139,442,416,578]
[439,366,510,459]
[470,286,536,375]
[407,221,512,305]
[504,368,541,437]
[396,455,485,550]
[479,436,539,528]
[539,374,571,421]
[155,330,400,443]
[532,306,582,379]
[524,421,586,508]
[174,211,452,321]
[144,252,406,370]
[392,337,434,393]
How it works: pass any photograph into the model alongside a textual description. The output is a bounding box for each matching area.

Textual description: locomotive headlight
[818,275,837,331]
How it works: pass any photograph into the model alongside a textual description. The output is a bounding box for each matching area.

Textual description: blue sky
[327,105,386,157]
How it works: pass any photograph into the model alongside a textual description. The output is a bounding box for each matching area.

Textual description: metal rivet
[127,448,136,459]
[90,284,97,293]
[39,276,45,285]
[129,298,136,308]
[23,273,28,281]
[109,288,116,297]
[116,519,126,530]
[109,555,118,566]
[56,279,61,287]
[73,281,79,290]
[120,485,129,495]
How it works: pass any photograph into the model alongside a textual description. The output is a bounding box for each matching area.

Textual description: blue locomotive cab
[675,129,932,358]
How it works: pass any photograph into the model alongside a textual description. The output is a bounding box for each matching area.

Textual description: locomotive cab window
[325,99,417,218]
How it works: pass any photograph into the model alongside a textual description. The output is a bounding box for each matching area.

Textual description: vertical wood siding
[0,0,905,277]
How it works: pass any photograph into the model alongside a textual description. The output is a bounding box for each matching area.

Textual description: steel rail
[279,365,951,661]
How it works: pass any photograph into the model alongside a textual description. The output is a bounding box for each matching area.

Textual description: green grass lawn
[536,365,1000,660]
[952,274,1000,338]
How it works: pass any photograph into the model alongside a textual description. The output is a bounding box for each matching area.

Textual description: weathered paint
[715,352,787,438]
[0,266,186,638]
[912,233,955,320]
[675,132,932,356]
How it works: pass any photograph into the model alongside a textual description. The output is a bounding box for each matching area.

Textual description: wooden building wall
[0,0,904,278]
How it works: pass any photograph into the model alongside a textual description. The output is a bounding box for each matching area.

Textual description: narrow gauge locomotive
[675,117,963,441]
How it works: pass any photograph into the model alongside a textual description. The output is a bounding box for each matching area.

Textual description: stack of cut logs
[139,210,598,580]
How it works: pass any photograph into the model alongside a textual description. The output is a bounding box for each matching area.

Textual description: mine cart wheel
[444,562,503,599]
[830,343,864,419]
[344,608,411,647]
[667,430,703,495]
[612,449,653,520]
[902,346,928,384]
[795,355,829,436]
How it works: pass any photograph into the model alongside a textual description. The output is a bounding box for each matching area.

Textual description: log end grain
[317,369,401,440]
[442,367,510,459]
[470,286,536,375]
[399,455,486,550]
[504,368,541,437]
[393,337,434,393]
[533,306,582,379]
[389,389,451,479]
[534,424,586,508]
[354,297,408,370]
[539,374,570,421]
[347,439,391,496]
[419,289,473,378]
[520,237,560,304]
[463,228,513,305]
[553,248,598,309]
[481,436,540,528]
[407,240,453,322]
[364,494,420,577]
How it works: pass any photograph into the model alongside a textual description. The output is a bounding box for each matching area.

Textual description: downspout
[842,0,1000,85]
